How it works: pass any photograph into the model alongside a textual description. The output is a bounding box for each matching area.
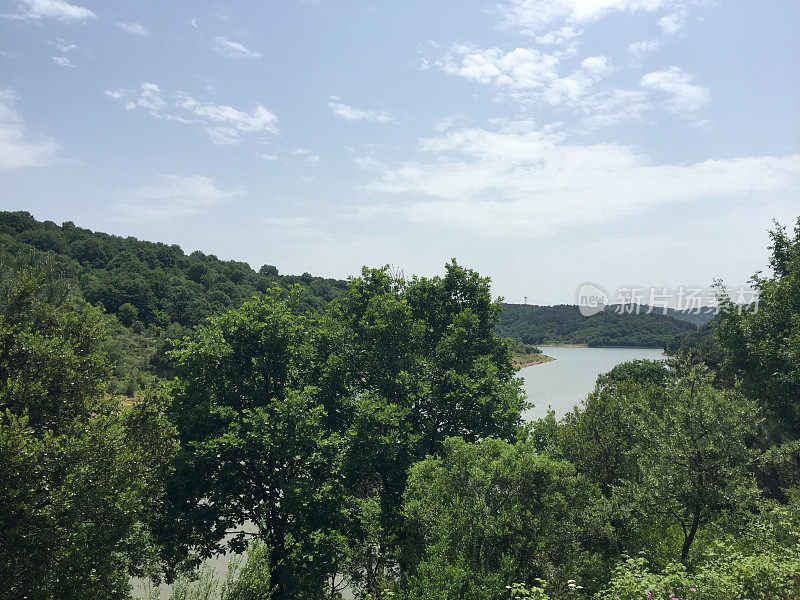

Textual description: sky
[1,0,799,304]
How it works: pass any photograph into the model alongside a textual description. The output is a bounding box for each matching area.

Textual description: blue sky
[1,0,798,303]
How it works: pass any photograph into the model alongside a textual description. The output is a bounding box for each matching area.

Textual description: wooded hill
[0,211,347,392]
[497,303,704,347]
[0,211,347,327]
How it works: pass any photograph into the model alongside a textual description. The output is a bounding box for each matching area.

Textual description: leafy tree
[405,262,525,451]
[400,436,604,600]
[0,250,108,428]
[338,393,417,597]
[622,365,760,563]
[0,256,177,600]
[159,288,345,600]
[312,262,527,596]
[717,218,800,443]
[0,211,349,391]
[600,495,800,600]
[560,360,671,497]
[323,262,526,453]
[556,359,761,567]
[118,301,140,326]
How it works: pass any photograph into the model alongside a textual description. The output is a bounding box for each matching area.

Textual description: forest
[0,211,348,393]
[496,303,707,348]
[2,216,800,600]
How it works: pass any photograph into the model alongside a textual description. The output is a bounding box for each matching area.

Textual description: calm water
[520,346,666,421]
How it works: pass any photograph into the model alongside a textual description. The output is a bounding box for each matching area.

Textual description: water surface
[520,346,666,421]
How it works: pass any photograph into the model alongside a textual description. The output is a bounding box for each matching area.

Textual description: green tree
[400,437,603,600]
[600,496,800,600]
[0,256,177,600]
[160,288,345,600]
[623,365,760,563]
[313,262,527,596]
[560,360,671,497]
[118,301,140,326]
[717,218,800,443]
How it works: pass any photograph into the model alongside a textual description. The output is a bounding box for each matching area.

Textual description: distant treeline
[497,303,704,347]
[0,211,347,329]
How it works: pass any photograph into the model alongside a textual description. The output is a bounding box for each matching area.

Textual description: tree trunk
[269,534,288,600]
[681,509,701,563]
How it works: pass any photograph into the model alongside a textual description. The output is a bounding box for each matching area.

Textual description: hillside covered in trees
[0,211,348,392]
[497,303,700,347]
[0,211,347,326]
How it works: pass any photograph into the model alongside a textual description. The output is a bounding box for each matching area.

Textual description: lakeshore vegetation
[2,212,800,599]
[496,303,707,349]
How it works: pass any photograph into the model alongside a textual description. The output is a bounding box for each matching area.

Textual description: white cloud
[12,0,95,21]
[360,122,800,238]
[627,38,663,57]
[117,175,245,220]
[134,82,167,115]
[580,55,611,75]
[49,38,76,52]
[106,83,278,144]
[203,127,239,145]
[259,152,279,161]
[117,22,149,36]
[328,96,393,123]
[447,45,560,88]
[659,9,688,34]
[434,115,467,132]
[576,87,653,130]
[640,66,710,112]
[534,25,581,45]
[496,0,697,33]
[291,148,320,165]
[212,36,260,59]
[175,94,277,133]
[434,44,670,129]
[52,55,75,67]
[0,90,57,171]
[437,44,611,107]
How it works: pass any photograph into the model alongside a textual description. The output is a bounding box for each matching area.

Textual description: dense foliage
[401,437,606,600]
[662,317,721,365]
[717,219,800,443]
[155,261,526,600]
[0,211,347,392]
[0,254,177,600]
[3,215,800,600]
[497,304,698,348]
[0,211,346,328]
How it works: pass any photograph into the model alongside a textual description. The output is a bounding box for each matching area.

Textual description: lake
[519,346,666,421]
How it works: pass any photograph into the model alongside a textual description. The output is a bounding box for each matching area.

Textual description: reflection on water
[519,346,666,421]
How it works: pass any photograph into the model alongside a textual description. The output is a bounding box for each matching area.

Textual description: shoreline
[513,354,555,369]
[539,343,665,350]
